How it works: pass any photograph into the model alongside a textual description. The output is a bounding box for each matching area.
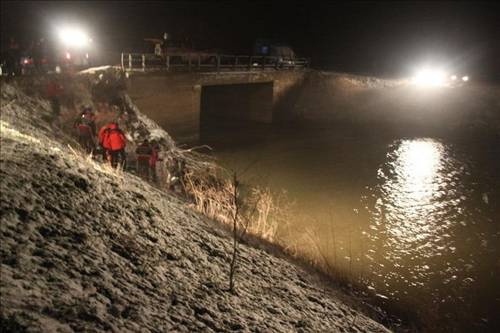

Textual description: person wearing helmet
[74,107,96,154]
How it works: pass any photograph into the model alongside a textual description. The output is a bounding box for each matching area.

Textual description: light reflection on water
[378,140,444,246]
[363,137,498,330]
[371,139,461,267]
[368,141,446,281]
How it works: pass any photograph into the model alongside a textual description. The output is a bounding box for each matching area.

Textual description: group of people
[74,108,127,168]
[74,107,160,181]
[2,37,50,77]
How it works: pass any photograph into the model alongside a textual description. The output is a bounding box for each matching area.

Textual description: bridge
[124,53,309,142]
[121,52,309,72]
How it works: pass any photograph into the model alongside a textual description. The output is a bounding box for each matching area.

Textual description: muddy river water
[200,121,500,331]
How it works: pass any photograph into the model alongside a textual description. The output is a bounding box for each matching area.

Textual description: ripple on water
[362,137,498,329]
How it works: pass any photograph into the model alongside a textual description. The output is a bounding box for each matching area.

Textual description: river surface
[200,120,500,332]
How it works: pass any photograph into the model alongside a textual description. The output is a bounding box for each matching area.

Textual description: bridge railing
[121,52,309,72]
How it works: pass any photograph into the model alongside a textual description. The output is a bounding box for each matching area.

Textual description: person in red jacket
[74,107,96,154]
[47,78,64,118]
[101,122,127,168]
[135,139,162,182]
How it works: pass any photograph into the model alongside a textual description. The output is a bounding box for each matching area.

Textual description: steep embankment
[0,80,390,332]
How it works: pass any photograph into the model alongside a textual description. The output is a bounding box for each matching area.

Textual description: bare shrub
[228,172,247,292]
[176,159,296,293]
[302,225,339,276]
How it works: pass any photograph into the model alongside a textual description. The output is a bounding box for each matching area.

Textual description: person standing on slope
[74,107,96,154]
[101,122,127,168]
[46,78,64,119]
[135,139,153,179]
[135,139,162,182]
[5,37,21,78]
[149,140,161,183]
[98,123,111,162]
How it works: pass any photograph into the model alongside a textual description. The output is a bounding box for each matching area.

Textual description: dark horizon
[2,1,499,80]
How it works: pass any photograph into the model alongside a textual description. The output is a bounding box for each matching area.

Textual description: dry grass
[183,168,235,225]
[176,156,293,244]
[245,187,294,242]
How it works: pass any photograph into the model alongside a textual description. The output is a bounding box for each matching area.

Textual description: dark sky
[2,1,499,79]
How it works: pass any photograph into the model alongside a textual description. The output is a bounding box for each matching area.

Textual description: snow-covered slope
[0,80,390,332]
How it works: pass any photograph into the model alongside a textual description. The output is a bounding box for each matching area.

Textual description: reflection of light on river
[368,138,463,295]
[381,139,443,244]
[363,137,498,328]
[399,140,441,202]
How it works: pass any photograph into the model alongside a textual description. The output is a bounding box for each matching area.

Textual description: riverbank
[0,77,395,332]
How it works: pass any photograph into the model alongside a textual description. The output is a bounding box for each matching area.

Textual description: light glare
[413,68,447,87]
[58,27,90,48]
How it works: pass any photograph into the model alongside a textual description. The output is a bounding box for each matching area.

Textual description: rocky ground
[1,79,391,332]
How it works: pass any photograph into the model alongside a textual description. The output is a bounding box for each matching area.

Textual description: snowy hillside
[0,79,390,332]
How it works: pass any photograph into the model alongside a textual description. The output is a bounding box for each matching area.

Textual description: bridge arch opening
[200,82,274,142]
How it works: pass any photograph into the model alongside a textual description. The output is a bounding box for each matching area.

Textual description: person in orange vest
[101,122,127,168]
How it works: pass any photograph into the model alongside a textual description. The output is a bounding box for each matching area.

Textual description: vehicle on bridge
[253,39,297,68]
[143,36,220,66]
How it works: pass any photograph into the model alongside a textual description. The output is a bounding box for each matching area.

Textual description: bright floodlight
[58,27,90,48]
[413,68,447,87]
[462,76,469,82]
[450,75,457,81]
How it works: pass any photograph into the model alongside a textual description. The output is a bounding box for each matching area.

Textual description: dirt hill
[0,78,391,332]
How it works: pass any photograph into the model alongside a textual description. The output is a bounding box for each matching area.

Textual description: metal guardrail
[121,52,309,72]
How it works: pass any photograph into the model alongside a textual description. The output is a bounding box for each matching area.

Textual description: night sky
[2,1,499,80]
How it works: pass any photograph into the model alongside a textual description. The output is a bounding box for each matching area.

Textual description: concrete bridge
[126,70,307,142]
